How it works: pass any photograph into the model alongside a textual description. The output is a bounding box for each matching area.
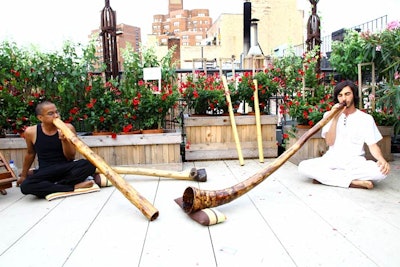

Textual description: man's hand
[58,129,67,141]
[377,159,390,175]
[16,176,25,187]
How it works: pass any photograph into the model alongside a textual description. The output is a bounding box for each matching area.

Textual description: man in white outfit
[298,80,390,189]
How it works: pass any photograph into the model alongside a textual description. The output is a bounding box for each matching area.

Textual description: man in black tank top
[17,101,98,198]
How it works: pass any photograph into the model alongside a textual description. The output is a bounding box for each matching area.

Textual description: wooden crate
[365,126,393,162]
[284,126,328,165]
[0,132,182,170]
[184,115,278,161]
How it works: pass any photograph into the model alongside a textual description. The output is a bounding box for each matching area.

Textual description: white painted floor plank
[0,155,399,267]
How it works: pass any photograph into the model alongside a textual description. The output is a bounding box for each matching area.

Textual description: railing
[292,15,388,57]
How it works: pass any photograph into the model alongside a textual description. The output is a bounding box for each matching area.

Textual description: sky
[1,0,399,52]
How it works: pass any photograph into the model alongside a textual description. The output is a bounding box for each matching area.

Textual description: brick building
[152,0,212,46]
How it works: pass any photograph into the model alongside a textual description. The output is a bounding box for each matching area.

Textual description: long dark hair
[333,80,359,106]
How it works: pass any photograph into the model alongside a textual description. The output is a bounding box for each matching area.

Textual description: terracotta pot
[296,124,312,129]
[120,130,142,135]
[141,129,164,134]
[92,131,114,136]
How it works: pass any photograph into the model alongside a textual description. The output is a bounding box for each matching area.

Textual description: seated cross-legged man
[18,101,108,198]
[298,80,390,189]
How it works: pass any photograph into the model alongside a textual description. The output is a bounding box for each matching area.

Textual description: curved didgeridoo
[53,118,159,221]
[182,102,346,213]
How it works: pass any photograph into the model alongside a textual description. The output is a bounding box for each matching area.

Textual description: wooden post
[53,118,159,221]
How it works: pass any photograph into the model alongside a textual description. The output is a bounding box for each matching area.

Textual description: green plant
[330,30,373,80]
[369,110,398,126]
[231,71,255,108]
[282,84,334,126]
[277,46,334,127]
[179,72,227,115]
[375,82,400,136]
[137,80,178,129]
[0,39,180,135]
[362,21,400,137]
[82,80,124,133]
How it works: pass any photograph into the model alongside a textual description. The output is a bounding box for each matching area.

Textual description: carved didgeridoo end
[189,168,207,182]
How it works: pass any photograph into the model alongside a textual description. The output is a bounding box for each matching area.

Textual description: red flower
[132,98,140,106]
[123,124,133,133]
[86,99,97,108]
[69,107,79,114]
[11,69,20,77]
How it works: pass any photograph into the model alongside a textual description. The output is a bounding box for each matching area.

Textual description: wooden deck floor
[1,155,400,267]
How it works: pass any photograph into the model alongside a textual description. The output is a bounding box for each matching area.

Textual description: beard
[342,98,354,108]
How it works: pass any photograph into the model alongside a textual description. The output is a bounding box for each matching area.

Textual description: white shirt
[321,109,382,162]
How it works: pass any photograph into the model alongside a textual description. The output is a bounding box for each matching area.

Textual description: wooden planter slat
[0,132,182,169]
[184,115,278,161]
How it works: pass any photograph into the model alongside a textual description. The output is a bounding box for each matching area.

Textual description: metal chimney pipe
[248,18,263,56]
[250,18,259,48]
[243,1,251,57]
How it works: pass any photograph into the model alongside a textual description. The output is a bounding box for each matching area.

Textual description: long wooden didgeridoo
[104,166,207,182]
[53,118,159,221]
[222,75,245,166]
[181,102,346,213]
[253,79,264,163]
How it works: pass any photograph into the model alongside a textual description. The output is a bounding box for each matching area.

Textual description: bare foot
[350,180,374,189]
[74,180,94,190]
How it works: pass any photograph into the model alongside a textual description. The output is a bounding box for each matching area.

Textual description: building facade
[148,0,304,70]
[152,0,212,47]
[91,0,304,71]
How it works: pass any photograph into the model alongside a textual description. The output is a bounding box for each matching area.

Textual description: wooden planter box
[0,132,182,171]
[284,125,393,165]
[184,114,278,161]
[365,126,393,162]
[284,126,328,165]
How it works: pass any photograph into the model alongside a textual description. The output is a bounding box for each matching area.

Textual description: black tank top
[34,124,69,168]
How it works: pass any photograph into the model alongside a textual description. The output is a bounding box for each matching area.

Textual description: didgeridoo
[181,102,346,213]
[222,75,245,166]
[104,166,207,182]
[53,118,159,221]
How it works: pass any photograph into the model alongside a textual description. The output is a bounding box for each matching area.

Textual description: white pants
[298,155,387,188]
